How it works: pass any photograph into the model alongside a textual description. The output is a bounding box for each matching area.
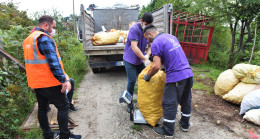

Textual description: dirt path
[70,67,259,139]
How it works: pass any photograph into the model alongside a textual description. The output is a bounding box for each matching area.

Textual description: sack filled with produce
[240,89,260,115]
[243,108,260,126]
[232,63,260,84]
[138,63,166,126]
[91,31,120,46]
[222,82,256,105]
[214,69,240,97]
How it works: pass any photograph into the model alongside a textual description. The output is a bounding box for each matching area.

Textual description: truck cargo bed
[85,43,125,55]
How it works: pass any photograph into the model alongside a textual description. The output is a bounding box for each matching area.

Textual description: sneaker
[70,104,79,111]
[153,127,173,137]
[68,134,82,139]
[53,131,60,139]
[178,120,189,132]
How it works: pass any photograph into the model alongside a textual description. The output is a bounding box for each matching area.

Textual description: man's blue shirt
[35,28,66,83]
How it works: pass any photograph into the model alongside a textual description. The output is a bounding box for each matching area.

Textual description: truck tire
[92,68,100,74]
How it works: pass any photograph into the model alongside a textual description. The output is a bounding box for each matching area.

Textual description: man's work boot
[153,127,173,137]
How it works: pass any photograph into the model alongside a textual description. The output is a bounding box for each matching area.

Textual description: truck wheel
[92,68,100,73]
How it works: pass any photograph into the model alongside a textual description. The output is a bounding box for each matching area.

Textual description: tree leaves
[0,1,32,30]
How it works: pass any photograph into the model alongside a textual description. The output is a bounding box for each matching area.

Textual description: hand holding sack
[143,74,150,81]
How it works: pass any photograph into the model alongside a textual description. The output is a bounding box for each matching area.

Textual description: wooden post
[0,39,3,67]
[73,0,77,35]
[0,39,3,49]
[249,23,257,64]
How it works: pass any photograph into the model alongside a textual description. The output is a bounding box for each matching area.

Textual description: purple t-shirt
[123,23,149,65]
[151,33,193,83]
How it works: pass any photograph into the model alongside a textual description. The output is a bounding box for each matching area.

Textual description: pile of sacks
[214,63,260,125]
[91,21,135,46]
[91,30,121,46]
[91,29,129,46]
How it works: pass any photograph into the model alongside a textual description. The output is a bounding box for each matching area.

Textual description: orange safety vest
[23,30,65,89]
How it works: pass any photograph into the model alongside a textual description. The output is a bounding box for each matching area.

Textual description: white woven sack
[243,109,260,126]
[240,89,260,115]
[214,69,240,97]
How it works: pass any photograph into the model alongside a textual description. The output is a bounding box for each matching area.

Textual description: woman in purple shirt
[143,25,194,137]
[123,13,153,113]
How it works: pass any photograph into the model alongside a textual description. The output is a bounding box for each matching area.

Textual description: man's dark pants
[35,85,70,139]
[162,77,193,135]
[67,78,75,104]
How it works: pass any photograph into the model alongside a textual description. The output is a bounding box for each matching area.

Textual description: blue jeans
[124,60,145,95]
[35,85,70,139]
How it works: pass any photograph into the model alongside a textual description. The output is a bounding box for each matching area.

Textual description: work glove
[144,54,151,66]
[143,74,150,81]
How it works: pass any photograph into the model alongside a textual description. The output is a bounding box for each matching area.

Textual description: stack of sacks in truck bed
[91,21,135,46]
[91,29,129,46]
[214,63,260,125]
[91,31,121,46]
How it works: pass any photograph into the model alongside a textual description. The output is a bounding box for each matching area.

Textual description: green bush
[55,34,87,87]
[0,2,32,30]
[0,25,32,63]
[250,51,260,65]
[207,25,231,69]
[0,60,35,138]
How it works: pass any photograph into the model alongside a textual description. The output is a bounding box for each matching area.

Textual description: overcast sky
[7,0,151,17]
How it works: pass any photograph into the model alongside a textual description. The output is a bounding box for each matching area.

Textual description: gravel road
[70,67,259,139]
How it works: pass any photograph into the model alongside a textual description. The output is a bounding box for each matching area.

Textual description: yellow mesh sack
[137,64,166,126]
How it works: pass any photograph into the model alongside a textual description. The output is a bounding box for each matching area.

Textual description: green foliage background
[140,0,260,69]
[0,2,32,30]
[0,1,87,138]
